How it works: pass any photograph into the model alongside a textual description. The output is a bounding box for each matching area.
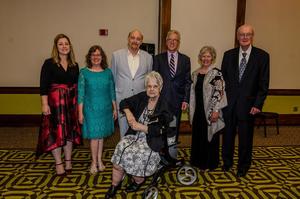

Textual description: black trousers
[222,107,254,169]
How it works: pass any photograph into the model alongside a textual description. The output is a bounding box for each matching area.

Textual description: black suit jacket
[221,46,270,120]
[119,92,176,152]
[153,52,192,114]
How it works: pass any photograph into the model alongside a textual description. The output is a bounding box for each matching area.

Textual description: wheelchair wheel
[142,185,159,199]
[176,165,197,185]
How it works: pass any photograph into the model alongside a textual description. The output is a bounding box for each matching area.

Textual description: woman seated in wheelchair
[105,71,176,198]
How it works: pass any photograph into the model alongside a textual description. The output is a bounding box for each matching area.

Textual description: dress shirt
[128,50,140,78]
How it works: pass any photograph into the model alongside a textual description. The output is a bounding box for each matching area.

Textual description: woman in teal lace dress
[78,45,117,174]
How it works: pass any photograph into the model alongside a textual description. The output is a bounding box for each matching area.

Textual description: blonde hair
[198,46,217,64]
[166,30,181,41]
[51,33,76,66]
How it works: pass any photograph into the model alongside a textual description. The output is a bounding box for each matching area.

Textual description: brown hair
[85,45,108,69]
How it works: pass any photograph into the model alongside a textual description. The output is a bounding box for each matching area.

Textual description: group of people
[36,24,270,197]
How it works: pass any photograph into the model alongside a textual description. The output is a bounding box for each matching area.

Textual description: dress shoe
[222,165,231,172]
[236,167,248,177]
[126,180,144,192]
[105,184,121,199]
[55,162,66,176]
[65,159,72,175]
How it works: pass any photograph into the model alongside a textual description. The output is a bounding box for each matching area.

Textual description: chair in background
[255,112,279,137]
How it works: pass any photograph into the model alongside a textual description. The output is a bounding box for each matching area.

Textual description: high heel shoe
[126,179,145,192]
[55,162,66,176]
[65,159,72,175]
[105,183,121,199]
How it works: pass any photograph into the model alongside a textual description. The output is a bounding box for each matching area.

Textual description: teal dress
[78,67,116,139]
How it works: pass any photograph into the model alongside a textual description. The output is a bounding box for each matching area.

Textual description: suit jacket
[221,46,270,120]
[119,92,176,152]
[111,48,153,106]
[153,52,192,114]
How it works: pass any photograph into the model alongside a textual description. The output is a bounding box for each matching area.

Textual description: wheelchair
[138,114,197,198]
[141,144,197,199]
[108,114,197,199]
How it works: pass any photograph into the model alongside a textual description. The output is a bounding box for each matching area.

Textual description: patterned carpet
[0,147,299,199]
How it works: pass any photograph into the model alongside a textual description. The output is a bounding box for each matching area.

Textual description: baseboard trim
[0,114,300,127]
[1,88,300,95]
[0,115,41,127]
[1,114,299,129]
[179,114,300,134]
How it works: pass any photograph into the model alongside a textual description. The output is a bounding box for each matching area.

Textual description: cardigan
[119,91,176,152]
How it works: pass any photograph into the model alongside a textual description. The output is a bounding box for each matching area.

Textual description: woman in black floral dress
[105,71,176,198]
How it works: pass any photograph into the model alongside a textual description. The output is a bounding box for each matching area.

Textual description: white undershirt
[128,50,140,78]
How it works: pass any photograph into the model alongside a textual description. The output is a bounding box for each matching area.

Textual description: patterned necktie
[169,53,176,77]
[239,52,247,82]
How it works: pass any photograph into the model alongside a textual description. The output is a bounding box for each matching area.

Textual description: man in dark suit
[221,24,270,177]
[153,30,192,157]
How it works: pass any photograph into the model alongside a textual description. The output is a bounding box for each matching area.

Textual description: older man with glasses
[221,24,270,177]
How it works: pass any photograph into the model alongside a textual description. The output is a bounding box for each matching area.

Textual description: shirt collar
[127,49,140,56]
[239,45,252,56]
[167,51,178,57]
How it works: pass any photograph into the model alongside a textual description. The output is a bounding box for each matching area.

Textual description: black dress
[190,73,220,170]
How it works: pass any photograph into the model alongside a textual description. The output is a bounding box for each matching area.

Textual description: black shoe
[105,184,120,199]
[236,167,248,177]
[222,165,231,172]
[126,180,144,192]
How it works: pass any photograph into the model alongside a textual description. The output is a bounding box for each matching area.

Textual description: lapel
[162,52,172,78]
[134,51,144,78]
[122,49,132,77]
[175,52,182,78]
[233,48,240,83]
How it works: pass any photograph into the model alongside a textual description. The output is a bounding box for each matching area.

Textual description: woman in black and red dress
[37,34,82,176]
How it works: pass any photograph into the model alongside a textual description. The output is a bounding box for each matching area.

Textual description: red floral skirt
[36,84,82,157]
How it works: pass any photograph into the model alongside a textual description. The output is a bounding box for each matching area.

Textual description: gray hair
[145,71,163,90]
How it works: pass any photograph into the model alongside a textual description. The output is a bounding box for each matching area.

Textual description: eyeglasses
[239,33,253,38]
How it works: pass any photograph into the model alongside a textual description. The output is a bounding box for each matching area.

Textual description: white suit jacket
[111,48,153,107]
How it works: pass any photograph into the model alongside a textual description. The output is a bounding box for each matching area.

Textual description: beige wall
[171,0,237,71]
[1,0,299,89]
[0,0,158,86]
[246,0,300,89]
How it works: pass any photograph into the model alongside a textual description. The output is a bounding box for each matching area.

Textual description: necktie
[170,53,176,77]
[239,52,247,82]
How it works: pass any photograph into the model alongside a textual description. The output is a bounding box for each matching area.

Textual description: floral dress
[111,108,161,177]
